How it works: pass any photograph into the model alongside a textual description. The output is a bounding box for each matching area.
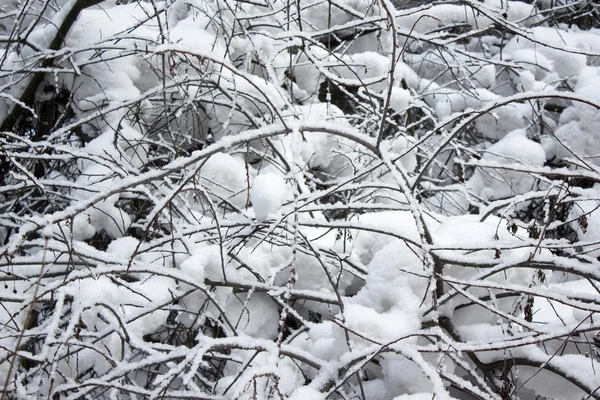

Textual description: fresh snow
[3,0,600,399]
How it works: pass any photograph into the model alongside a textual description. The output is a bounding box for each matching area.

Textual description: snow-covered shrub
[2,0,600,399]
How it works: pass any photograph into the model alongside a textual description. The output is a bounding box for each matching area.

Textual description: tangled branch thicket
[2,0,600,399]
